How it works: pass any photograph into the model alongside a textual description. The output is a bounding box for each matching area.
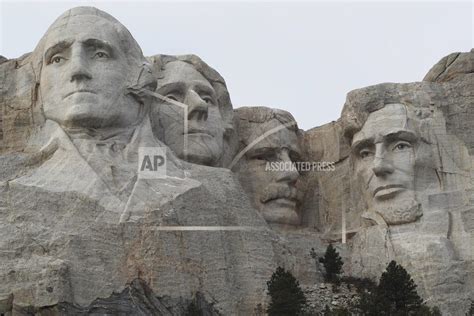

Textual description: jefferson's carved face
[40,16,140,129]
[352,103,422,224]
[152,61,225,166]
[238,120,301,225]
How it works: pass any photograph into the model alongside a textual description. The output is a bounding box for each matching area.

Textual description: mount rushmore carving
[0,6,472,315]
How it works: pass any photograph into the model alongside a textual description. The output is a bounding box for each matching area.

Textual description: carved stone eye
[359,149,373,159]
[166,94,178,102]
[202,96,213,105]
[95,52,109,59]
[393,142,411,151]
[52,56,63,64]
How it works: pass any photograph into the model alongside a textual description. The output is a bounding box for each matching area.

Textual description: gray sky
[1,0,472,130]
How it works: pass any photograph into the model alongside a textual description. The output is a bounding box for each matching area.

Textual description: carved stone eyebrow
[193,82,215,97]
[157,82,185,95]
[246,145,277,158]
[382,130,418,143]
[44,40,73,62]
[351,137,374,152]
[289,146,302,158]
[82,39,115,57]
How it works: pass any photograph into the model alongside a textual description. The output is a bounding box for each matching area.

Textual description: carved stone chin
[374,200,422,225]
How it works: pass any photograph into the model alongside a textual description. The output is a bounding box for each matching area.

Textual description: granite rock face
[0,6,472,316]
[148,54,237,168]
[423,49,474,83]
[338,78,474,314]
[11,279,220,316]
[423,50,474,156]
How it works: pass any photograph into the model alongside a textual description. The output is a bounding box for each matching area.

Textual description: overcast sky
[1,0,472,130]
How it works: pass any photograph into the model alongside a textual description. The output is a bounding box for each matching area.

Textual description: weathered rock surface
[10,279,220,315]
[299,51,474,315]
[424,49,474,83]
[337,78,474,314]
[423,50,474,156]
[303,282,361,314]
[0,7,302,315]
[0,6,472,316]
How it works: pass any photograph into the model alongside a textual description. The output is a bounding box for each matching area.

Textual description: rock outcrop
[0,6,472,316]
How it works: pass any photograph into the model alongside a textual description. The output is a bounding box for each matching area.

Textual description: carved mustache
[260,184,298,204]
[186,126,214,137]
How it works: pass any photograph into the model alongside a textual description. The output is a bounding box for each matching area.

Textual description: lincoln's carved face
[238,118,301,225]
[351,103,423,224]
[151,61,225,166]
[40,16,140,129]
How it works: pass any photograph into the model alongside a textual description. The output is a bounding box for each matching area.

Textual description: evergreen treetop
[266,266,307,316]
[319,244,343,282]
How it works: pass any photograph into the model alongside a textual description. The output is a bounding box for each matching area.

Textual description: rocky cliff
[0,6,472,316]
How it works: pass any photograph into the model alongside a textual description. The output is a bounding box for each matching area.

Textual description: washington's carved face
[238,120,301,225]
[152,61,225,166]
[352,103,422,224]
[40,16,139,129]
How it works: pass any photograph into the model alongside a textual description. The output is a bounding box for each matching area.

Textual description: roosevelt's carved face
[352,103,422,224]
[40,16,140,129]
[151,61,225,166]
[238,120,301,225]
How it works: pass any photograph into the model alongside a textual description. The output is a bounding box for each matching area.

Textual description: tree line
[265,244,473,316]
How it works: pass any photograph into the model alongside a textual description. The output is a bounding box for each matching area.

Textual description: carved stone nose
[276,149,299,184]
[372,156,394,177]
[71,71,92,82]
[69,50,92,82]
[186,90,208,121]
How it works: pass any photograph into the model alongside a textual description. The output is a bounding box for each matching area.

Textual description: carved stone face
[152,61,225,166]
[40,16,139,129]
[238,119,301,225]
[351,103,423,224]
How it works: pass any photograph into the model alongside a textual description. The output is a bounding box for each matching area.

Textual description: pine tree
[357,260,425,316]
[319,244,343,282]
[357,290,384,316]
[266,266,307,316]
[377,261,423,314]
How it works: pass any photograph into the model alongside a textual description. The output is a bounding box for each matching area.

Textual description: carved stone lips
[262,187,298,204]
[272,197,297,208]
[373,184,405,198]
[64,89,96,99]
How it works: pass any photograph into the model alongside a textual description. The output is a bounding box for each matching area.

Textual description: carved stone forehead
[34,7,144,68]
[43,16,122,50]
[245,118,300,154]
[352,103,420,145]
[236,107,300,154]
[158,61,212,88]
